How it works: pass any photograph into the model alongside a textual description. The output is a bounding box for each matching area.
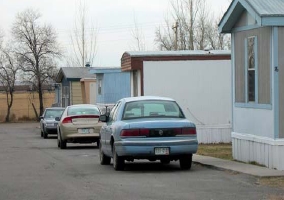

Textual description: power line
[55,23,168,37]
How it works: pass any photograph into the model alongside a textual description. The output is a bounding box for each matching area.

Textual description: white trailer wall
[143,60,232,144]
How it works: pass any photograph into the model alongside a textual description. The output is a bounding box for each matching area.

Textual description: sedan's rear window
[123,100,185,119]
[67,106,100,116]
[44,109,64,118]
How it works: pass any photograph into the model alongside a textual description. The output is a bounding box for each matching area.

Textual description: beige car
[56,104,103,149]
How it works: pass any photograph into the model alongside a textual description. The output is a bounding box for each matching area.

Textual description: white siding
[232,132,284,170]
[143,60,232,144]
[197,125,232,144]
[234,107,274,138]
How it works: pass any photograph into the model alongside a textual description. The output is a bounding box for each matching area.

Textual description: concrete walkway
[193,155,284,177]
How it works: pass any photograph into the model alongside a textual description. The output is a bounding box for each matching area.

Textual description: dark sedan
[39,107,65,139]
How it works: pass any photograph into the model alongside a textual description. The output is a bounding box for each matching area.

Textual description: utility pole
[172,21,179,50]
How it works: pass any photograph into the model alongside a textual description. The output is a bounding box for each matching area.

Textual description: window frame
[244,36,258,104]
[62,86,70,107]
[98,79,102,95]
[121,100,185,120]
[235,34,272,110]
[108,101,121,122]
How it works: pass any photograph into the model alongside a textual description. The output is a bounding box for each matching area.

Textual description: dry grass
[266,195,284,200]
[197,143,233,160]
[259,177,284,188]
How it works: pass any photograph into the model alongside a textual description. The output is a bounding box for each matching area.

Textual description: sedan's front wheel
[179,154,192,170]
[113,145,124,171]
[43,132,48,139]
[43,130,48,139]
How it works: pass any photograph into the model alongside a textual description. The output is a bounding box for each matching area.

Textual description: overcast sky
[0,0,231,67]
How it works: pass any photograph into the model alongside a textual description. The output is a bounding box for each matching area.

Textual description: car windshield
[44,109,64,119]
[67,106,100,116]
[122,100,185,120]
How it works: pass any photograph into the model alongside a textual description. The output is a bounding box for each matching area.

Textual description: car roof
[45,107,65,110]
[122,96,175,103]
[67,104,99,108]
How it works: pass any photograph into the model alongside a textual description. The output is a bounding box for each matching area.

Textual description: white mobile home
[121,50,232,144]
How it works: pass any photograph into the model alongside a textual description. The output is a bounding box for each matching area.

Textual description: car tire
[100,142,111,165]
[58,132,66,149]
[43,130,48,139]
[113,145,124,171]
[57,133,60,148]
[160,158,171,165]
[179,154,192,170]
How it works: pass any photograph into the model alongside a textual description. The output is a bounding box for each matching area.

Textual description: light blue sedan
[99,96,198,171]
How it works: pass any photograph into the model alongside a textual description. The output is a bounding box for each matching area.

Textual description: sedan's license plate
[78,128,90,134]
[155,147,170,155]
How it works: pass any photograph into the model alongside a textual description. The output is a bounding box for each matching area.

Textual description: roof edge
[219,0,262,33]
[124,50,231,58]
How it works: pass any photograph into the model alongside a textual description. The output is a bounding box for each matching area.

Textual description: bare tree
[67,0,98,67]
[11,8,62,117]
[155,0,202,50]
[194,0,209,50]
[175,0,201,50]
[155,0,231,51]
[155,16,176,50]
[206,15,231,50]
[0,45,19,122]
[130,14,146,51]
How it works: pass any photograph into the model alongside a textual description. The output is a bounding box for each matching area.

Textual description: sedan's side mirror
[39,116,43,120]
[99,115,108,122]
[55,117,60,121]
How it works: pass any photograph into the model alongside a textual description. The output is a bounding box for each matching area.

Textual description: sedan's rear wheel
[179,154,192,170]
[59,132,66,149]
[57,133,60,148]
[113,145,124,171]
[100,142,111,165]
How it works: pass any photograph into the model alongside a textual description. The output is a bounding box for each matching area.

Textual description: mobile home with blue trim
[219,0,284,170]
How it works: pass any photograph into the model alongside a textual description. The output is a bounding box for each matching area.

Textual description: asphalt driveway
[0,122,283,200]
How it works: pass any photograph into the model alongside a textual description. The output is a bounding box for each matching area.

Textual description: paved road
[0,122,283,200]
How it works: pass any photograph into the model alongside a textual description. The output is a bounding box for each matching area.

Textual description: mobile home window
[98,79,102,95]
[62,86,69,107]
[247,36,257,102]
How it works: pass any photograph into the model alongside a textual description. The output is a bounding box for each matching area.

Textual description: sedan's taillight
[62,115,99,124]
[120,129,149,137]
[173,127,196,135]
[181,127,196,135]
[62,117,72,124]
